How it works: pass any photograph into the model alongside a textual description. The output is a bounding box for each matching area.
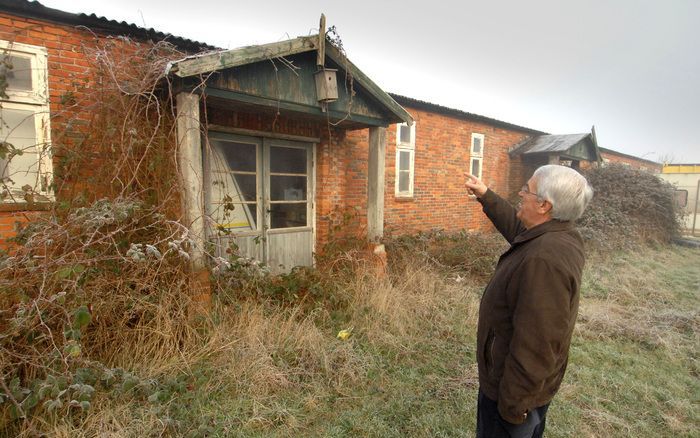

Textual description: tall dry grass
[10,252,483,436]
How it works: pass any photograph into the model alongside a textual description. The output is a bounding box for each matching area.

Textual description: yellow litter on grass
[336,328,353,340]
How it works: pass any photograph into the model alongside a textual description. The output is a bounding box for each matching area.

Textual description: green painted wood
[206,51,391,123]
[204,87,389,127]
[168,34,413,126]
[567,139,597,161]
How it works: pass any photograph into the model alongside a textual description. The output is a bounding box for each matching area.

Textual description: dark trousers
[476,390,550,438]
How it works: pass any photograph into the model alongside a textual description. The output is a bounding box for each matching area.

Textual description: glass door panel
[267,144,310,230]
[209,139,260,232]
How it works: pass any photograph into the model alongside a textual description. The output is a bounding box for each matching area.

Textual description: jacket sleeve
[477,189,526,244]
[497,256,574,424]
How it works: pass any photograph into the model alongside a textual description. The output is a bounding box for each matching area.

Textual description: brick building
[0,1,660,271]
[599,147,662,172]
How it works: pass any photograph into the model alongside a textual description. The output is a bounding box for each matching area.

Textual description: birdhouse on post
[314,14,338,107]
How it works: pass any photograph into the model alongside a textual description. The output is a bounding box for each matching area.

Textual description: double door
[206,132,314,272]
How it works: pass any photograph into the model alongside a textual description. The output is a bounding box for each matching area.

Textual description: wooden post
[176,92,210,310]
[368,126,386,242]
[317,14,326,68]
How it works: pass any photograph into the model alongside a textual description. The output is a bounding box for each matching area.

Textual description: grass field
[5,243,699,437]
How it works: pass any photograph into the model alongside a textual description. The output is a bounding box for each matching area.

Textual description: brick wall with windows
[341,106,534,237]
[0,12,106,248]
[0,9,599,254]
[0,12,178,249]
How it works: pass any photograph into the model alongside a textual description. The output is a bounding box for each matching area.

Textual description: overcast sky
[41,0,700,163]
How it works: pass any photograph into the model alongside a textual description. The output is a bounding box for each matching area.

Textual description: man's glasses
[520,184,538,197]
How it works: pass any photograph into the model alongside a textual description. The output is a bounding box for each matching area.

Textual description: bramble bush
[578,164,683,248]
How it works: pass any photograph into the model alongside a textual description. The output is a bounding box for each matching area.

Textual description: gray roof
[389,94,545,135]
[514,133,590,154]
[1,0,215,52]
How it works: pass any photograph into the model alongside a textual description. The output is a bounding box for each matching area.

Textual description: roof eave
[325,43,413,126]
[168,35,318,77]
[167,35,413,126]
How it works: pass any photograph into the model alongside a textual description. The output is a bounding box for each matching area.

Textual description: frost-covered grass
[4,242,697,437]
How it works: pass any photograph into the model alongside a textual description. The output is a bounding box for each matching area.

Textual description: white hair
[532,165,594,221]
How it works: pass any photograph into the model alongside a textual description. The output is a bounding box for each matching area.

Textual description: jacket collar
[512,219,573,245]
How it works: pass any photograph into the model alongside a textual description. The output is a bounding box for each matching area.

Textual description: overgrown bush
[0,37,200,434]
[578,164,683,248]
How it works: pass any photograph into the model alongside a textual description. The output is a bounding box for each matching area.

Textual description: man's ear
[539,199,553,215]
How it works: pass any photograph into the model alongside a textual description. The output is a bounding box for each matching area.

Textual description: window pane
[0,55,33,91]
[674,190,688,208]
[212,140,256,172]
[211,202,257,231]
[0,108,39,190]
[270,203,307,228]
[1,107,37,149]
[471,159,481,177]
[210,173,256,203]
[399,124,411,144]
[232,173,256,202]
[473,137,482,154]
[399,171,410,192]
[270,146,306,174]
[270,175,306,201]
[399,150,411,170]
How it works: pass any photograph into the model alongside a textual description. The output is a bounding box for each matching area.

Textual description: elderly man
[465,165,593,438]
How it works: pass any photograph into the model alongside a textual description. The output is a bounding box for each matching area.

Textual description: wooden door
[206,132,314,272]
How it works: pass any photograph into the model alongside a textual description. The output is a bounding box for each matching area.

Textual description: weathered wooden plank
[207,125,320,143]
[317,14,326,67]
[173,36,318,78]
[266,229,313,273]
[367,127,386,242]
[176,92,206,269]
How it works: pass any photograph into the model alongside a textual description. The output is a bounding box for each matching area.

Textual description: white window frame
[395,122,415,197]
[0,40,52,203]
[470,133,484,180]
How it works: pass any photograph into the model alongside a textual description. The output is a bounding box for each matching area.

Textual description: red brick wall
[0,210,47,250]
[0,12,539,252]
[379,106,531,235]
[599,151,661,173]
[0,12,161,250]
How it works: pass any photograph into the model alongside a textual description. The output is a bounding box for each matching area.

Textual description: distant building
[660,164,700,236]
[599,147,662,173]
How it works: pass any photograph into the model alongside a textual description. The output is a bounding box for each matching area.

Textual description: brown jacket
[476,189,584,424]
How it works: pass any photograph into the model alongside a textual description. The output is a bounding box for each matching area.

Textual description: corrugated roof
[516,133,590,154]
[598,147,660,166]
[0,0,216,52]
[388,93,545,135]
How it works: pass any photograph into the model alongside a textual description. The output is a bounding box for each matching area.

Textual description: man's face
[517,178,548,229]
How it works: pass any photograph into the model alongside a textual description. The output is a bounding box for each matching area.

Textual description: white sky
[40,0,700,163]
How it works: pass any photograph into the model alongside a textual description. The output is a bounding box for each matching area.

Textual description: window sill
[0,201,54,212]
[394,195,414,202]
